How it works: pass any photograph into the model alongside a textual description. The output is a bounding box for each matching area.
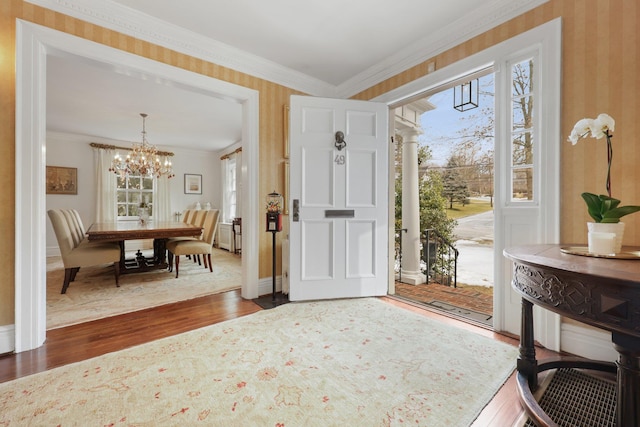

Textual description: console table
[504,244,640,427]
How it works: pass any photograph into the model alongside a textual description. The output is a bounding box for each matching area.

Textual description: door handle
[293,199,300,222]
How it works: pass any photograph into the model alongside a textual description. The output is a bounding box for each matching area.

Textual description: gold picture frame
[283,104,290,159]
[46,166,78,195]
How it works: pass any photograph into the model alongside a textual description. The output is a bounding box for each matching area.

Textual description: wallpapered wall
[1,0,639,327]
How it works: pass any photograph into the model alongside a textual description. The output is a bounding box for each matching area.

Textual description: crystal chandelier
[110,113,175,179]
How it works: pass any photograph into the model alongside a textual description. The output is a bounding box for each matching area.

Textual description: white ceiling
[39,0,546,152]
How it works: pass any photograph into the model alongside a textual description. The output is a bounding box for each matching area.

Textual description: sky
[418,74,495,166]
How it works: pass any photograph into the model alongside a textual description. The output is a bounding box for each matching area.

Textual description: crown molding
[25,0,336,96]
[26,0,547,98]
[336,0,549,98]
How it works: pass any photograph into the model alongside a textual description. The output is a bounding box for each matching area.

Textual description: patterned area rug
[1,298,518,426]
[47,248,241,329]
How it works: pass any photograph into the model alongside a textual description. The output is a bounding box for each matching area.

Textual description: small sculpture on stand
[253,191,289,309]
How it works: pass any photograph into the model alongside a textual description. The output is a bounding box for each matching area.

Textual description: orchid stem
[606,132,612,198]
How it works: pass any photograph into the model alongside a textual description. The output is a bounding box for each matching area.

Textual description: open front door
[288,95,388,301]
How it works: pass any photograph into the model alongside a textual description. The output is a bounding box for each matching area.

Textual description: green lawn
[446,197,493,220]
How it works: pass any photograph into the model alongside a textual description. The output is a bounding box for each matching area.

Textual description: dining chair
[48,209,121,294]
[167,209,220,278]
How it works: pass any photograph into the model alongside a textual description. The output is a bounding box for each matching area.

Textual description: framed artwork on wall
[46,166,77,195]
[184,174,202,194]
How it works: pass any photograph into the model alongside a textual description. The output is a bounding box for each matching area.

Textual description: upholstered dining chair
[48,209,121,294]
[167,209,220,278]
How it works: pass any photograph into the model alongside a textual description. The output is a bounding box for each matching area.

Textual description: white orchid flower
[568,118,593,145]
[589,113,615,139]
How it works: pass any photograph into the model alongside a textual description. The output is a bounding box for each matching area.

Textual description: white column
[399,128,426,285]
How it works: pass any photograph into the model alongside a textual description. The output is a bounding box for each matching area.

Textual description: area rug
[46,248,241,329]
[0,298,518,426]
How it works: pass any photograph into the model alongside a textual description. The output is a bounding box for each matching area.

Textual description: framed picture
[46,166,77,195]
[184,174,202,194]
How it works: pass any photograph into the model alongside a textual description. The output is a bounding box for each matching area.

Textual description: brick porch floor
[394,281,493,325]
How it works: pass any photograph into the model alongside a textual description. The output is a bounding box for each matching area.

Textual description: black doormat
[523,368,616,427]
[252,292,290,309]
[426,300,493,325]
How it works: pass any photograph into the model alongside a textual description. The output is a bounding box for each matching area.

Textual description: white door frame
[373,19,562,349]
[14,20,260,352]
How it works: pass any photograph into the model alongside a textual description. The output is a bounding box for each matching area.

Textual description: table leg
[154,238,168,264]
[612,331,640,427]
[518,298,538,390]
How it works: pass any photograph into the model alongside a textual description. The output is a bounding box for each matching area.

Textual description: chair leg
[175,255,180,278]
[203,254,208,269]
[61,268,73,294]
[197,254,202,265]
[168,251,174,272]
[207,254,212,272]
[113,261,120,287]
[70,267,80,281]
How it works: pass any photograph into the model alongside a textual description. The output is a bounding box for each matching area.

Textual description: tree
[394,143,456,242]
[441,155,470,209]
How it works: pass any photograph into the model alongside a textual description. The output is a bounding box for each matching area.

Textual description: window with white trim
[510,57,536,202]
[117,175,154,219]
[223,156,237,222]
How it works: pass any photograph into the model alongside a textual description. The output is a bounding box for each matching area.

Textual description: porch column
[399,128,426,285]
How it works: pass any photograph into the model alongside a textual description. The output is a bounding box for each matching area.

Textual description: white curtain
[94,148,117,222]
[221,156,230,222]
[235,150,242,219]
[154,161,172,222]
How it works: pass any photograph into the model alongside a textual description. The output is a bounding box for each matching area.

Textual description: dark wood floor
[0,289,559,426]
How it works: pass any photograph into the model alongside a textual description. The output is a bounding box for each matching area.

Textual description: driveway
[453,210,494,288]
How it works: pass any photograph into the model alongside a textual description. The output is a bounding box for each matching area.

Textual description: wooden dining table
[86,221,202,274]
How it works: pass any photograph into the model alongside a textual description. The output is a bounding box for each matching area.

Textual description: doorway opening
[393,71,496,327]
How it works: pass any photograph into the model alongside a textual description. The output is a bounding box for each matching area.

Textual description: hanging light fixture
[453,79,479,112]
[110,113,175,178]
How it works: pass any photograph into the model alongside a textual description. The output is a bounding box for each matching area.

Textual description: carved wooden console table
[504,244,640,427]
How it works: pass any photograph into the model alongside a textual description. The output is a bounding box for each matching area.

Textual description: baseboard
[258,276,283,297]
[560,322,618,362]
[47,246,61,257]
[0,324,15,355]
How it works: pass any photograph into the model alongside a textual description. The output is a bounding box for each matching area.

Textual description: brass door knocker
[335,131,347,151]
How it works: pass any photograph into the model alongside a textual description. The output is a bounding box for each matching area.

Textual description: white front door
[288,95,389,301]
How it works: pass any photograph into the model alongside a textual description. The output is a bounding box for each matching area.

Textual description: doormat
[521,368,616,427]
[427,300,493,325]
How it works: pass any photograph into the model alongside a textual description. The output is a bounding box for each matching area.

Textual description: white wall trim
[258,276,283,298]
[0,324,15,355]
[15,20,260,352]
[561,322,618,362]
[25,0,548,98]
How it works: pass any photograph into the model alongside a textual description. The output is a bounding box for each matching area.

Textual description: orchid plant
[569,113,640,223]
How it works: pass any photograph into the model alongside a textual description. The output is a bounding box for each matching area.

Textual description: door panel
[289,95,388,301]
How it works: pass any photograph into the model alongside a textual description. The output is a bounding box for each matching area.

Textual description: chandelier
[110,113,175,179]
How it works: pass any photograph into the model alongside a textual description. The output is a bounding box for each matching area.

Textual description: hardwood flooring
[0,289,559,426]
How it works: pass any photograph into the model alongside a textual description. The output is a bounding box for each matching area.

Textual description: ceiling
[39,0,545,152]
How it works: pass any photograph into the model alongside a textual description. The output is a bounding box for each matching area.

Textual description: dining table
[86,221,203,273]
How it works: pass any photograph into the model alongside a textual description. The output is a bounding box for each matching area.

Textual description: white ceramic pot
[587,222,625,254]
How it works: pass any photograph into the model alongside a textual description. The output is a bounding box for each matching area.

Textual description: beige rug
[1,298,518,426]
[47,248,241,329]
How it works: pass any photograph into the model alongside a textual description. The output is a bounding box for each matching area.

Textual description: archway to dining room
[15,20,260,352]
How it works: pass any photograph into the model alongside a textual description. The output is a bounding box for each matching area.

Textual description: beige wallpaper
[1,0,639,326]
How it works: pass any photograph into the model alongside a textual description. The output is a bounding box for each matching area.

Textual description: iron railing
[422,229,459,288]
[394,228,458,288]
